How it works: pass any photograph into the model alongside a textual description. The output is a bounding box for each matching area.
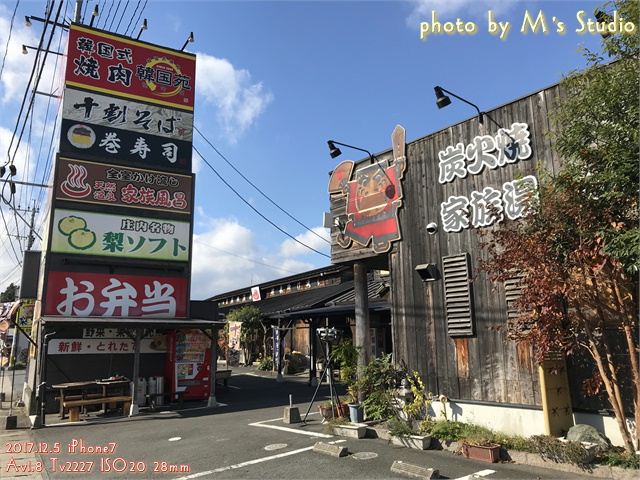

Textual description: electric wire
[193,238,301,276]
[114,0,130,34]
[4,0,63,168]
[0,0,20,79]
[193,145,330,259]
[195,126,329,245]
[124,0,141,36]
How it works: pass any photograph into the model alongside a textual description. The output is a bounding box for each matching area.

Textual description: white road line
[248,419,333,438]
[175,445,315,479]
[452,469,496,480]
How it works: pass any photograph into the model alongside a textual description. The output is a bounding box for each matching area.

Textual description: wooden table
[53,380,131,418]
[52,381,99,418]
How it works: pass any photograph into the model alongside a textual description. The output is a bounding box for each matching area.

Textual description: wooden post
[539,349,573,436]
[354,261,370,401]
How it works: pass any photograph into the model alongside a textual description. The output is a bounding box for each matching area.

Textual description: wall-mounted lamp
[136,18,148,40]
[415,263,439,282]
[22,45,64,56]
[327,140,396,198]
[434,86,484,124]
[89,5,99,27]
[434,85,519,158]
[25,15,68,29]
[181,32,194,51]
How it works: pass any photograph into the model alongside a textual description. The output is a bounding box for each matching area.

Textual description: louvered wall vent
[442,253,474,337]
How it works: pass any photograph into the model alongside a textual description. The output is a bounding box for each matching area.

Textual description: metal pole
[73,0,83,23]
[207,328,218,407]
[130,328,141,416]
[354,262,370,402]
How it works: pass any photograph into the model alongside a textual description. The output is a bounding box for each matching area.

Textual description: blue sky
[0,0,607,299]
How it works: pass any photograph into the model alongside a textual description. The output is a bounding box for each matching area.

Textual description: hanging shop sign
[66,24,196,111]
[62,87,193,141]
[438,122,538,233]
[49,338,164,355]
[328,125,406,254]
[54,156,192,215]
[51,208,190,261]
[44,271,188,318]
[16,300,36,329]
[60,119,192,172]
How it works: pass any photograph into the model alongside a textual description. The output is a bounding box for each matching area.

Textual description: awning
[39,317,225,329]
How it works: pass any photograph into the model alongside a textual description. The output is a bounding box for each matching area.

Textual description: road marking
[175,445,315,479]
[248,418,333,438]
[452,469,496,480]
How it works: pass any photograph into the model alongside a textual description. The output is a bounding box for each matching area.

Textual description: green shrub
[387,417,414,437]
[257,356,273,371]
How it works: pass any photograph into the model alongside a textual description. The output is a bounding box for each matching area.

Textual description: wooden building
[327,81,626,445]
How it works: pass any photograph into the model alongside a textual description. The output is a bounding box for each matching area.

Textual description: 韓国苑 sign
[54,156,193,215]
[44,271,188,318]
[51,208,190,261]
[66,24,196,111]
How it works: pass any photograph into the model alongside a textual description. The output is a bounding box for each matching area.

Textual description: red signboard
[54,156,193,215]
[44,271,188,318]
[66,24,196,111]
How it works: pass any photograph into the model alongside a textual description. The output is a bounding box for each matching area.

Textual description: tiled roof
[218,280,355,318]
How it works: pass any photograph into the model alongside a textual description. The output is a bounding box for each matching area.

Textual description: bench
[63,396,132,422]
[145,391,185,411]
[216,369,232,386]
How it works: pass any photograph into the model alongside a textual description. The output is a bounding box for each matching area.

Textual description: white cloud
[195,53,274,143]
[406,0,516,26]
[277,227,330,258]
[190,213,321,300]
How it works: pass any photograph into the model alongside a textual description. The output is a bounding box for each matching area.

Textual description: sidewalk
[0,367,46,480]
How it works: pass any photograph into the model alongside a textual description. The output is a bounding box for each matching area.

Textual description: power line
[193,238,301,276]
[193,146,330,259]
[195,126,329,245]
[0,0,20,79]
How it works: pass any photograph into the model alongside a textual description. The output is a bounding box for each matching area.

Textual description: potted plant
[460,438,502,463]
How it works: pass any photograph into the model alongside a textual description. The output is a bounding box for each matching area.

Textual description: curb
[364,426,634,480]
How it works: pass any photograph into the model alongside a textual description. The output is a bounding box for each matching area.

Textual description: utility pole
[26,205,39,250]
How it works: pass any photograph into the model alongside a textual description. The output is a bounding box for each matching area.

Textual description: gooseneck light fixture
[434,86,484,124]
[22,44,64,56]
[434,85,520,160]
[327,140,396,199]
[181,32,194,51]
[136,19,148,40]
[89,5,99,27]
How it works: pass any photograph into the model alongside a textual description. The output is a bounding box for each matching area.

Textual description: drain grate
[264,443,288,451]
[351,452,378,460]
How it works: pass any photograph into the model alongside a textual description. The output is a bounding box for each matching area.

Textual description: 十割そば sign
[44,271,188,318]
[66,24,195,111]
[54,156,193,215]
[62,87,193,142]
[51,208,190,261]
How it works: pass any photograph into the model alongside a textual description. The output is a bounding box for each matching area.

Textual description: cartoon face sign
[327,126,407,255]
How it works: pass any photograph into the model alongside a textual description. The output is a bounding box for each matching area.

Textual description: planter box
[391,434,432,450]
[332,424,367,439]
[462,443,501,463]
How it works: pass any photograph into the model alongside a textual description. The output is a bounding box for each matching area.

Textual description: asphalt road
[4,367,609,480]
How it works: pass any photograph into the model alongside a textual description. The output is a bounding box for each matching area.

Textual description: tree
[0,283,18,302]
[479,0,638,453]
[224,304,266,365]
